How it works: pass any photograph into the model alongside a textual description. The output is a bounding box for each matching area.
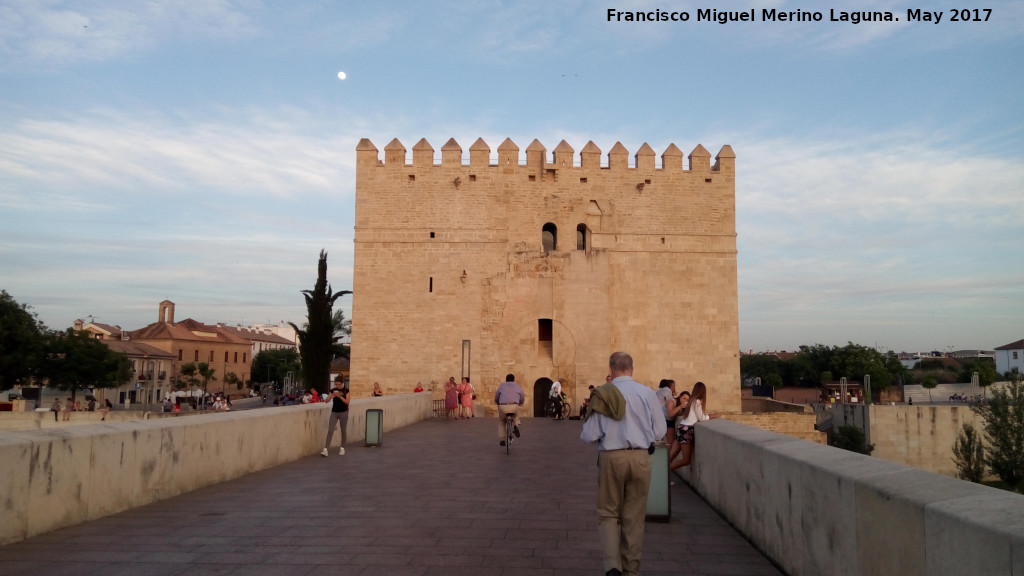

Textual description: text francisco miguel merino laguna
[605,8,985,25]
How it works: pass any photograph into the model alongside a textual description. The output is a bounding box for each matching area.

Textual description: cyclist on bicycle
[494,374,525,446]
[548,381,564,419]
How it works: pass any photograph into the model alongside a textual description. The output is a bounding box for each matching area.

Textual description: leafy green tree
[252,348,301,385]
[765,373,784,390]
[792,344,835,386]
[820,371,832,384]
[792,343,905,394]
[224,372,242,392]
[952,423,985,483]
[178,363,199,390]
[38,328,132,401]
[972,380,1024,492]
[922,376,938,403]
[180,362,216,407]
[740,353,783,387]
[829,425,874,455]
[958,359,999,388]
[0,290,47,388]
[289,250,351,392]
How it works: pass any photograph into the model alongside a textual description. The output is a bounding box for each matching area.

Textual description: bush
[829,425,874,455]
[951,423,985,483]
[972,380,1024,493]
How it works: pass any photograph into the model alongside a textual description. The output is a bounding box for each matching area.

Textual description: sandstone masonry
[350,137,740,415]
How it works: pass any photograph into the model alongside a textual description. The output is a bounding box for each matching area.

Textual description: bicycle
[504,413,515,454]
[545,397,571,420]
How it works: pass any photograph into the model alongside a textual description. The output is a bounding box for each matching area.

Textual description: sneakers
[338,447,345,456]
[513,425,520,438]
[319,448,328,457]
[499,440,506,447]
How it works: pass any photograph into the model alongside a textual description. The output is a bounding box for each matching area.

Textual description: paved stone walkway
[0,416,783,576]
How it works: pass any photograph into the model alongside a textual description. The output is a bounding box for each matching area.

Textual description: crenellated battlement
[356,138,735,174]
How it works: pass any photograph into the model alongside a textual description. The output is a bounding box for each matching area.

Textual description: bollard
[365,408,384,447]
[645,441,671,522]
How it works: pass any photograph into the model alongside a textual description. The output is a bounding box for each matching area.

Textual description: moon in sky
[337,71,347,80]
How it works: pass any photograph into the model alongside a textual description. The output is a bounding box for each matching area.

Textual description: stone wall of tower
[350,137,740,415]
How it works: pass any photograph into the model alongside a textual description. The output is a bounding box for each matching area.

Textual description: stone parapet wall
[678,419,1024,576]
[832,403,983,477]
[0,394,432,546]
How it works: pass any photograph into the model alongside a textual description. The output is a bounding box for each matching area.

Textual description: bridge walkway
[0,415,782,576]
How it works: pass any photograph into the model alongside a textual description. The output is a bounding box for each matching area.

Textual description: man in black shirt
[321,376,350,457]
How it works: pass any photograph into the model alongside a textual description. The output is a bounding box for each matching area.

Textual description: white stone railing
[0,393,432,546]
[676,418,1024,576]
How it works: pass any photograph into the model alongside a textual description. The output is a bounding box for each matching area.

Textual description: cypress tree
[290,250,351,391]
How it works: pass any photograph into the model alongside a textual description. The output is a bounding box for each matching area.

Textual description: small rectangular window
[209,350,214,362]
[408,174,415,182]
[529,175,536,182]
[539,319,553,359]
[430,231,435,238]
[469,175,476,182]
[194,350,199,362]
[178,349,183,361]
[429,277,433,293]
[234,352,238,362]
[225,351,229,362]
[243,353,247,363]
[539,319,553,342]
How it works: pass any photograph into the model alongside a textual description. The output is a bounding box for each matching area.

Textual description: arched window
[542,223,557,252]
[576,224,588,250]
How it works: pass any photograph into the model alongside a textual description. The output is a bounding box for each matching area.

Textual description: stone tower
[350,137,739,415]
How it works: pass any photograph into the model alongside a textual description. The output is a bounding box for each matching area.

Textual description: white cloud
[0,107,360,206]
[732,128,1024,350]
[0,0,259,67]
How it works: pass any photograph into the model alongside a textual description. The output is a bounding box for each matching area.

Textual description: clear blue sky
[2,0,1022,354]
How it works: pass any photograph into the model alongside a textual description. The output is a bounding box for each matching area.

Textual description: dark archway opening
[532,377,553,417]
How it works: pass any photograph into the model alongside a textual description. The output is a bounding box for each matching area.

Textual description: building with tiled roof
[218,324,297,360]
[76,321,124,340]
[126,301,253,396]
[99,340,177,405]
[995,339,1024,376]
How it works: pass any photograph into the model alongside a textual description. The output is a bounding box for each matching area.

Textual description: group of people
[313,355,711,576]
[209,394,232,411]
[50,396,113,421]
[655,379,714,471]
[444,376,475,419]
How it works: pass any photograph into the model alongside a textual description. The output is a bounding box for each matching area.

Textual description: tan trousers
[497,404,521,439]
[597,449,653,576]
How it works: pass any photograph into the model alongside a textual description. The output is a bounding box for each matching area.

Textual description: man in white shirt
[581,352,666,576]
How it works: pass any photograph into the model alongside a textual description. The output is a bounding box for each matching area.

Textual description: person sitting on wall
[414,382,425,393]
